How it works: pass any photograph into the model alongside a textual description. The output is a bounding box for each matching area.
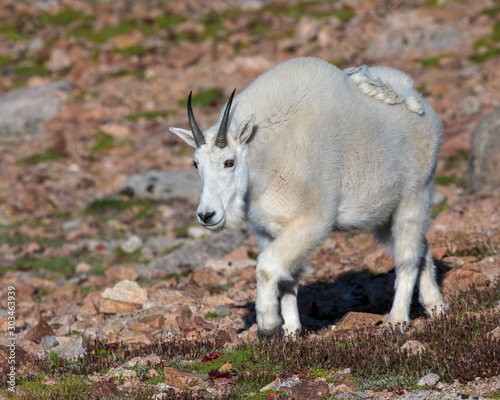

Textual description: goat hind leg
[418,248,447,317]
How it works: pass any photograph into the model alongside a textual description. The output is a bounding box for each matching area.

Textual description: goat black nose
[198,211,215,224]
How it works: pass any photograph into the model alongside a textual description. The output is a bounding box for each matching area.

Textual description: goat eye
[224,159,235,168]
[193,161,198,169]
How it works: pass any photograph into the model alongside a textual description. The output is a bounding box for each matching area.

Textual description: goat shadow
[236,258,450,333]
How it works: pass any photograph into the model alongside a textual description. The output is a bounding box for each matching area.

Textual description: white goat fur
[170,57,447,336]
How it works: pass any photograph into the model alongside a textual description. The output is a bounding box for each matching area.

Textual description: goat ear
[235,114,256,145]
[169,127,197,148]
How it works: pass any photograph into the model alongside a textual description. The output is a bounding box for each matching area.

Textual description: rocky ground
[0,0,499,399]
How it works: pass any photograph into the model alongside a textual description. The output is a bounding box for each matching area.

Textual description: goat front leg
[255,218,327,338]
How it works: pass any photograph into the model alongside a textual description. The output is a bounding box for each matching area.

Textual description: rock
[163,366,204,389]
[62,220,81,231]
[468,107,500,195]
[0,344,28,367]
[89,379,120,399]
[150,223,252,276]
[441,267,490,301]
[291,380,330,400]
[487,325,500,341]
[105,265,138,282]
[0,80,72,142]
[121,235,143,253]
[105,367,137,381]
[99,280,148,314]
[215,328,242,348]
[215,305,231,317]
[166,42,202,69]
[294,16,321,44]
[416,373,440,386]
[52,337,87,360]
[121,169,200,201]
[363,11,462,61]
[400,340,430,356]
[191,267,227,287]
[40,336,61,349]
[46,48,71,72]
[335,312,384,331]
[25,319,56,344]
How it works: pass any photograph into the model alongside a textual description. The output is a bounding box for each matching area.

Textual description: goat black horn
[188,91,206,147]
[215,89,236,149]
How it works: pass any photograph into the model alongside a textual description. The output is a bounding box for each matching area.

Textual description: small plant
[91,131,115,154]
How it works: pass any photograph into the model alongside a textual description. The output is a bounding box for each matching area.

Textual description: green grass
[91,131,115,154]
[17,150,63,165]
[435,175,457,186]
[178,88,226,108]
[420,53,451,67]
[127,110,176,122]
[46,7,91,27]
[155,15,186,30]
[84,197,135,215]
[473,48,500,63]
[112,44,148,56]
[205,311,219,319]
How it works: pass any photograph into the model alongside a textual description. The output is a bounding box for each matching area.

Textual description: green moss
[14,59,48,77]
[199,13,225,38]
[112,44,148,56]
[14,255,75,276]
[0,54,13,69]
[481,5,500,16]
[70,20,134,43]
[155,15,185,30]
[17,149,63,165]
[127,110,176,122]
[431,203,451,219]
[47,7,90,27]
[94,20,134,43]
[485,391,500,399]
[435,175,457,186]
[420,53,451,67]
[91,131,115,154]
[444,149,468,169]
[205,311,219,319]
[331,8,355,22]
[473,48,500,62]
[84,197,135,215]
[178,88,226,108]
[248,20,271,36]
[329,59,345,68]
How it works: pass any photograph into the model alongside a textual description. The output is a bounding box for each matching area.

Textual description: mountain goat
[170,57,447,337]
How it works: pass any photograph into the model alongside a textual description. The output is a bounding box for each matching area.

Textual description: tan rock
[47,48,71,72]
[441,267,490,301]
[400,340,430,356]
[100,123,131,139]
[487,326,500,341]
[335,312,385,331]
[105,265,138,282]
[166,42,201,69]
[219,362,233,372]
[191,267,227,287]
[224,246,249,260]
[75,262,92,273]
[99,280,148,314]
[163,367,204,389]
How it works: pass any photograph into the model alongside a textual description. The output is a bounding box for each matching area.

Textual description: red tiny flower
[267,394,278,400]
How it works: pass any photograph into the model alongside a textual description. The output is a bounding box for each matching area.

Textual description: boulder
[468,107,500,195]
[0,80,72,142]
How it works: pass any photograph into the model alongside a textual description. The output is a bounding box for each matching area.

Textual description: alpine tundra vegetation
[170,57,447,338]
